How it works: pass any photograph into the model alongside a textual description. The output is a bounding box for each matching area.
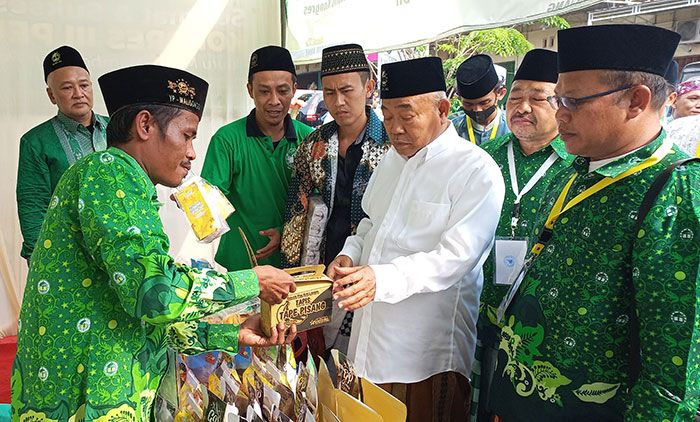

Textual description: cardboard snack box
[260,265,333,337]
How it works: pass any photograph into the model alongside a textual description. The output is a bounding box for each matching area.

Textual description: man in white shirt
[328,56,505,421]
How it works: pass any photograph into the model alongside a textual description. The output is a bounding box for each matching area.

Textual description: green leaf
[522,278,541,297]
[513,323,544,365]
[486,304,501,326]
[537,16,571,30]
[572,382,621,404]
[531,360,571,389]
[11,368,24,410]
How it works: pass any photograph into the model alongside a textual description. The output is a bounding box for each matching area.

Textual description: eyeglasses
[547,84,634,111]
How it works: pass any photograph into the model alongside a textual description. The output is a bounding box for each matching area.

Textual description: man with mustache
[451,55,510,146]
[471,48,574,422]
[280,44,391,357]
[12,64,296,421]
[201,46,314,271]
[330,56,504,421]
[487,25,700,421]
[16,46,108,263]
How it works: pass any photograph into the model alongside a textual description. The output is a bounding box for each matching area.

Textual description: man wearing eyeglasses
[471,49,574,422]
[487,25,700,421]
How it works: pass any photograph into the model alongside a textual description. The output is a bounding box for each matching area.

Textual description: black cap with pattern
[43,45,88,82]
[98,65,209,118]
[321,44,370,77]
[380,57,446,99]
[248,45,296,78]
[557,24,680,76]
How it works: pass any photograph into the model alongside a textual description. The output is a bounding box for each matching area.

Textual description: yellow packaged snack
[316,359,336,417]
[173,174,234,243]
[335,390,383,422]
[360,378,407,422]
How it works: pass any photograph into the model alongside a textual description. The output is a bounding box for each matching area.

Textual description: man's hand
[254,265,297,304]
[238,314,297,347]
[332,265,376,311]
[255,228,281,260]
[326,255,353,280]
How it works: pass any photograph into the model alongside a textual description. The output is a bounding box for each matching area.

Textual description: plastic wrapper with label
[300,196,329,265]
[166,345,406,422]
[172,173,235,243]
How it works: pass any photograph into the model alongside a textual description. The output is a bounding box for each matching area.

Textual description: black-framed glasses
[547,84,635,111]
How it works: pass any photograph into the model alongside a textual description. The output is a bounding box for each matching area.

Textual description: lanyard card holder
[493,237,528,286]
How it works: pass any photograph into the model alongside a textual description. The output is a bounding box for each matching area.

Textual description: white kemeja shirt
[339,124,505,384]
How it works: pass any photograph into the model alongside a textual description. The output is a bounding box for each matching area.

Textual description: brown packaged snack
[261,265,333,337]
[330,349,361,399]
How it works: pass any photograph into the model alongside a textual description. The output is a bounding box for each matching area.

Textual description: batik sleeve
[628,166,700,421]
[78,154,259,325]
[16,135,52,259]
[280,137,316,268]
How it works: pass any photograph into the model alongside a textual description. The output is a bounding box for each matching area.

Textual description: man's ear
[626,85,652,119]
[496,86,508,100]
[133,110,158,142]
[247,82,254,99]
[46,87,57,105]
[438,98,451,118]
[365,78,376,99]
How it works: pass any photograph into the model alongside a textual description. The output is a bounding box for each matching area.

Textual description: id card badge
[493,237,528,286]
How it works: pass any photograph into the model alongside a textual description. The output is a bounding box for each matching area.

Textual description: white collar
[588,144,646,172]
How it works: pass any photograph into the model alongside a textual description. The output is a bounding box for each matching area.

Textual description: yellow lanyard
[466,112,500,144]
[531,140,673,255]
[695,137,700,158]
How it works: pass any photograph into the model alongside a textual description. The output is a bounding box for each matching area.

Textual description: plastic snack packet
[305,354,318,412]
[172,173,235,243]
[331,349,361,399]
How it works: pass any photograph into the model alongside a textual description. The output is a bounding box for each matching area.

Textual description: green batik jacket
[12,147,259,422]
[201,110,314,271]
[479,134,574,329]
[16,112,109,259]
[488,134,700,421]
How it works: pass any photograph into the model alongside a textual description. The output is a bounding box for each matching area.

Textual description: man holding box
[12,64,296,422]
[281,43,391,356]
[329,57,505,421]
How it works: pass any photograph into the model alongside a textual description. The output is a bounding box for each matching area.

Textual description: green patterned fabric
[682,281,700,421]
[489,134,700,421]
[469,134,573,420]
[479,134,574,321]
[12,147,260,422]
[17,112,108,259]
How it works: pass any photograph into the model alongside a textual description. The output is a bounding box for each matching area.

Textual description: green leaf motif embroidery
[522,277,541,297]
[572,382,621,404]
[513,322,544,365]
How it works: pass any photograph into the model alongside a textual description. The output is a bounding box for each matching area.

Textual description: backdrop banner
[286,0,602,63]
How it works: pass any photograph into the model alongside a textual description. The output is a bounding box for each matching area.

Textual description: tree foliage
[437,16,570,99]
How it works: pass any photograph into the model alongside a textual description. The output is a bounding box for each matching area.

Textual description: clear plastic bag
[172,173,235,243]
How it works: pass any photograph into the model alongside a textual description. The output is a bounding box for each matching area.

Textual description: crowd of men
[11,22,700,422]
